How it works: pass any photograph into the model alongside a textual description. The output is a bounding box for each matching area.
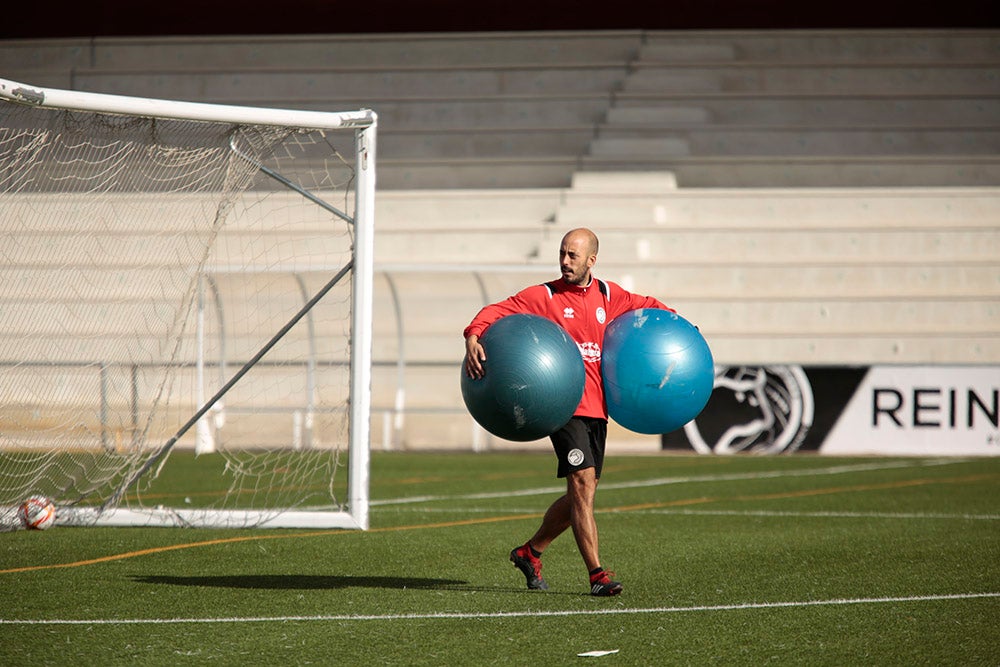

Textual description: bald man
[463,228,673,596]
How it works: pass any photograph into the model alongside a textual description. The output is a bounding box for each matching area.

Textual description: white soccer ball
[18,495,56,530]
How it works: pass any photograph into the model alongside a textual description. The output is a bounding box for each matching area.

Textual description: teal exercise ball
[461,314,584,441]
[602,308,714,434]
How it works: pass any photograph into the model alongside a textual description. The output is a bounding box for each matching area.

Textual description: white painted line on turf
[371,459,966,507]
[2,592,996,625]
[632,509,1000,521]
[393,507,1000,521]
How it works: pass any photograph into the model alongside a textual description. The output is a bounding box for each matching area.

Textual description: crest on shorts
[567,448,585,466]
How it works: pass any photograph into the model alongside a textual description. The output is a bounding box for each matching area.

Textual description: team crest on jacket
[596,307,606,324]
[578,341,601,363]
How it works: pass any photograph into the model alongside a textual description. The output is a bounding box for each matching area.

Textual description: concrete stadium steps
[3,232,353,269]
[379,127,594,159]
[375,188,561,226]
[607,96,1000,128]
[68,65,629,103]
[375,228,553,264]
[0,267,354,367]
[4,30,993,74]
[7,183,998,332]
[370,276,484,350]
[4,193,359,233]
[0,268,193,301]
[303,185,1000,368]
[635,323,987,364]
[379,155,1000,190]
[699,333,1000,365]
[3,28,1000,449]
[596,30,1000,188]
[376,150,1000,191]
[621,63,1000,96]
[0,32,640,100]
[0,319,350,366]
[576,156,1000,187]
[673,299,999,336]
[0,39,91,72]
[8,261,994,362]
[379,261,1000,301]
[555,181,1000,226]
[7,71,994,110]
[376,226,999,265]
[590,265,1000,300]
[0,80,614,131]
[371,296,1000,360]
[0,70,74,89]
[590,128,1000,157]
[376,157,580,189]
[0,32,643,72]
[537,175,1000,365]
[0,301,182,339]
[364,96,613,129]
[15,184,1000,272]
[0,363,348,408]
[4,29,999,189]
[639,30,1000,63]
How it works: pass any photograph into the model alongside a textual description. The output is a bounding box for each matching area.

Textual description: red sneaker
[589,569,623,597]
[510,544,548,591]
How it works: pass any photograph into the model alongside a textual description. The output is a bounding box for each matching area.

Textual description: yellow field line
[606,473,999,514]
[0,513,545,575]
[2,473,994,575]
[740,472,1000,502]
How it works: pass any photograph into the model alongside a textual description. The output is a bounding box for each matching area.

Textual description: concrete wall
[1,29,998,450]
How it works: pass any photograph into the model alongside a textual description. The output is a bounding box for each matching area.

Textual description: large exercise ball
[461,314,585,441]
[602,308,714,434]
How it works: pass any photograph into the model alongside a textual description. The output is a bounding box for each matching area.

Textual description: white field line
[389,507,1000,521]
[370,458,967,507]
[628,509,1000,520]
[2,592,996,625]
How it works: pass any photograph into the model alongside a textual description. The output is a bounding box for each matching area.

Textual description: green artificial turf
[2,452,998,666]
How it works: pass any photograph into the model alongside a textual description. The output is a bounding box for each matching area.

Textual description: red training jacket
[463,277,673,419]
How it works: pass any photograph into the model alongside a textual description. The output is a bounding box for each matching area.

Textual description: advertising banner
[661,365,999,457]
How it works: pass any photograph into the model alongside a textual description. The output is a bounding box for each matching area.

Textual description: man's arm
[637,294,674,313]
[612,285,675,318]
[462,285,547,378]
[464,334,486,378]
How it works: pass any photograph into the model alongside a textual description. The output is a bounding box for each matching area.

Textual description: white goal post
[0,77,375,530]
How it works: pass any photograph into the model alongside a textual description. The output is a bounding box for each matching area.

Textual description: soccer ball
[18,495,56,530]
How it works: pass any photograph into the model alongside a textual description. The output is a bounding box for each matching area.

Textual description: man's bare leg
[528,467,601,571]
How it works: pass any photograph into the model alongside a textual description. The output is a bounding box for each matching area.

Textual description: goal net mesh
[0,99,363,529]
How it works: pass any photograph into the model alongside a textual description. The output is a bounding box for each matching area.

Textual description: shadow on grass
[133,574,469,590]
[133,574,582,595]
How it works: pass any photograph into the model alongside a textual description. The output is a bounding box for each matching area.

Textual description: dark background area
[3,0,998,39]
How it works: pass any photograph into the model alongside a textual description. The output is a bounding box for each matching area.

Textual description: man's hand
[464,334,486,378]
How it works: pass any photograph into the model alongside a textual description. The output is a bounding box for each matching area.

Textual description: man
[463,228,672,596]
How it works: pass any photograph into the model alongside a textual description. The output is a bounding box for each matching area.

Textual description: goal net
[0,78,375,530]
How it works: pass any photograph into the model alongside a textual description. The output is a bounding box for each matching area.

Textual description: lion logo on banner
[684,365,815,455]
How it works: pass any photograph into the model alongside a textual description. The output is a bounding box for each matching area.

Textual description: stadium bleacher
[1,29,997,449]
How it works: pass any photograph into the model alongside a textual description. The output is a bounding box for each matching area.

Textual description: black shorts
[550,417,608,479]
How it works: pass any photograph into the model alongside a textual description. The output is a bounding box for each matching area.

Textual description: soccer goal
[0,77,375,530]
